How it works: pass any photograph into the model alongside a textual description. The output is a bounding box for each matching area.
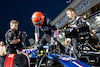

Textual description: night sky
[0,0,69,46]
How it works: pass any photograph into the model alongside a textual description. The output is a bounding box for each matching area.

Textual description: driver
[31,11,65,56]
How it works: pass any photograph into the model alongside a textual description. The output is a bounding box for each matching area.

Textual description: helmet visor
[33,19,42,26]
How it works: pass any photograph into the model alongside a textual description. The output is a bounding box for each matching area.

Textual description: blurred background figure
[0,41,6,56]
[91,16,100,44]
[95,24,100,44]
[90,29,99,49]
[0,41,6,67]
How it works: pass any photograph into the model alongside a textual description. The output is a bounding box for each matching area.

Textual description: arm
[2,46,6,55]
[7,31,21,45]
[54,30,58,38]
[10,39,21,44]
[77,17,89,28]
[35,26,39,43]
[65,38,68,45]
[46,17,58,38]
[52,25,58,38]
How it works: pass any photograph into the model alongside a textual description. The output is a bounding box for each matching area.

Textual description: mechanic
[65,8,89,58]
[90,29,99,49]
[5,20,23,54]
[31,11,65,56]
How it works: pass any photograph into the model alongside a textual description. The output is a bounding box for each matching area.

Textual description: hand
[17,39,21,42]
[16,50,21,54]
[36,41,39,45]
[68,25,70,27]
[70,25,77,28]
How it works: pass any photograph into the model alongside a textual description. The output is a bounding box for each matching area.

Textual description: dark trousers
[71,38,78,58]
[7,43,23,54]
[6,47,17,54]
[40,34,51,46]
[0,56,6,67]
[39,34,65,53]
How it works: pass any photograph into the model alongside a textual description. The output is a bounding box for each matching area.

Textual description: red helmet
[31,11,44,26]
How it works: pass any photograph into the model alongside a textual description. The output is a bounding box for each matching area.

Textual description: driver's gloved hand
[37,46,44,57]
[36,41,39,45]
